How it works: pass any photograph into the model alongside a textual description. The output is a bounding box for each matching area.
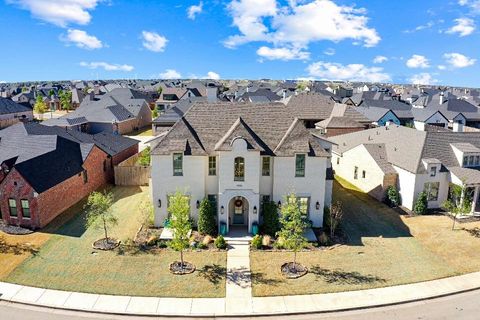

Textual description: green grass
[5,186,227,298]
[251,181,470,297]
[131,128,153,136]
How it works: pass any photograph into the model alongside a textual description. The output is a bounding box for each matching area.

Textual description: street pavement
[1,288,479,320]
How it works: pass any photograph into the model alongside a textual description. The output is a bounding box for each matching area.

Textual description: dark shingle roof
[0,97,32,115]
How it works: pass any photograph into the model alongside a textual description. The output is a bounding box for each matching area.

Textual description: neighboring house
[315,103,371,137]
[151,97,205,135]
[356,99,414,126]
[43,88,152,135]
[0,97,33,129]
[150,102,334,234]
[331,125,480,214]
[0,122,139,229]
[11,91,36,108]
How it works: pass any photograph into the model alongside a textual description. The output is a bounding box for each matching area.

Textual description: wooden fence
[114,153,150,186]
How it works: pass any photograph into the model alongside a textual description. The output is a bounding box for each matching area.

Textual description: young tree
[262,201,280,237]
[277,193,309,273]
[33,94,48,115]
[59,90,72,111]
[329,201,344,238]
[152,107,159,119]
[198,198,216,236]
[137,146,151,166]
[85,191,118,244]
[168,190,192,270]
[48,89,55,97]
[442,184,472,230]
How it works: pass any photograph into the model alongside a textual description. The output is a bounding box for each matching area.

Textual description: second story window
[430,166,437,177]
[234,157,245,181]
[262,157,270,176]
[208,156,217,176]
[173,153,183,176]
[8,199,17,217]
[295,154,305,177]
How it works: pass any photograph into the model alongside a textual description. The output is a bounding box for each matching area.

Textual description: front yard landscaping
[251,180,480,297]
[3,186,227,298]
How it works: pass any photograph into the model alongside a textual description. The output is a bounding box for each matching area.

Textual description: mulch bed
[281,262,308,279]
[463,227,480,238]
[0,221,34,235]
[169,261,196,275]
[93,238,120,250]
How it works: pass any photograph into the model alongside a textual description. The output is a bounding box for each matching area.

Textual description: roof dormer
[451,143,480,168]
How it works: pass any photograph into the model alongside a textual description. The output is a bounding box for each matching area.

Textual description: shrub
[157,240,168,248]
[273,236,285,250]
[262,235,271,247]
[251,235,263,249]
[329,201,344,238]
[198,198,217,236]
[197,243,208,250]
[386,186,400,207]
[262,201,280,237]
[414,191,428,215]
[214,235,227,249]
[318,232,330,246]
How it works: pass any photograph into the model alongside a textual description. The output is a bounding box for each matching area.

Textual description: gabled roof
[362,143,396,174]
[0,97,32,115]
[152,102,330,158]
[214,117,266,152]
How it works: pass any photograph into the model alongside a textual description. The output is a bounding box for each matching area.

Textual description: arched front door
[229,196,249,226]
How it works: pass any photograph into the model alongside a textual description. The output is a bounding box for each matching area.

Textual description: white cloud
[459,0,480,13]
[403,21,435,33]
[323,48,336,56]
[406,54,430,68]
[373,55,388,64]
[438,65,447,70]
[187,1,203,20]
[225,0,380,60]
[257,46,310,61]
[443,52,476,68]
[306,61,391,82]
[206,71,220,80]
[79,61,134,72]
[410,73,437,85]
[141,31,168,53]
[6,0,102,27]
[446,18,475,36]
[158,69,182,79]
[61,29,103,49]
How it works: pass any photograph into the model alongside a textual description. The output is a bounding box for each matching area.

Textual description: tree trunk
[452,214,457,231]
[103,217,108,242]
[292,250,297,273]
[180,250,184,270]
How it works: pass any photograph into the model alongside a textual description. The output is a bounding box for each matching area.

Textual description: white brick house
[150,102,334,234]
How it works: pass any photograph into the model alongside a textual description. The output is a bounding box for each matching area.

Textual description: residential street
[1,289,479,320]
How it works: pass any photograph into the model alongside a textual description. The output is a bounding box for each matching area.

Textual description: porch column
[472,186,480,214]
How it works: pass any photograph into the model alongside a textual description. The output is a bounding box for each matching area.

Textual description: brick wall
[0,146,109,229]
[325,127,365,138]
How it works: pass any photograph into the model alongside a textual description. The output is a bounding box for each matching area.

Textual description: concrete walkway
[225,239,252,314]
[1,272,480,316]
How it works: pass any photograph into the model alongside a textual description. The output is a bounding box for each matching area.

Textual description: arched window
[234,157,245,181]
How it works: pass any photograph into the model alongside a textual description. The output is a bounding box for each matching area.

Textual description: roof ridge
[274,118,300,154]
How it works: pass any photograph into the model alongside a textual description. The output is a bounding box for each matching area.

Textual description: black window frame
[295,154,306,177]
[262,157,270,176]
[8,198,17,217]
[21,199,30,219]
[173,153,183,176]
[234,157,245,181]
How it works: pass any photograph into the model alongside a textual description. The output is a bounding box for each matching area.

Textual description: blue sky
[1,0,480,87]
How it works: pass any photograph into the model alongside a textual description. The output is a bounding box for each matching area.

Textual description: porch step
[225,238,251,245]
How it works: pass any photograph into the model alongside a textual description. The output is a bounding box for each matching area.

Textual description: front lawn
[5,186,227,298]
[251,181,480,297]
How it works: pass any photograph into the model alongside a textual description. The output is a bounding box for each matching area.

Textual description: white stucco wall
[332,145,388,195]
[273,156,328,227]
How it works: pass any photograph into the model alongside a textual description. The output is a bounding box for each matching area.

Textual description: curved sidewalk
[1,272,480,317]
